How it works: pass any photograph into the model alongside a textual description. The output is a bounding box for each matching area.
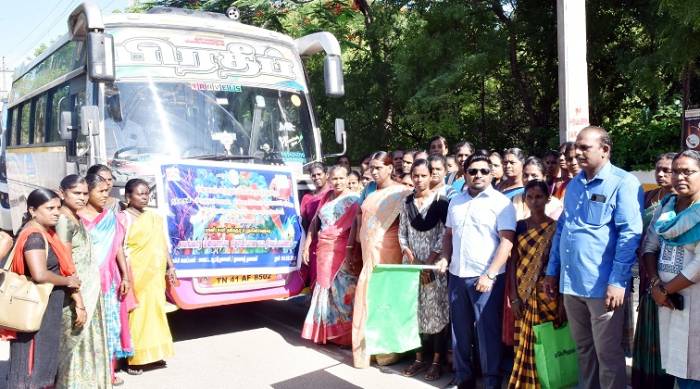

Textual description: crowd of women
[298,135,699,388]
[1,165,176,389]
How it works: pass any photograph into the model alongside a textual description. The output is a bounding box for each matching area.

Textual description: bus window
[19,103,30,145]
[6,108,15,146]
[49,85,70,142]
[34,95,47,144]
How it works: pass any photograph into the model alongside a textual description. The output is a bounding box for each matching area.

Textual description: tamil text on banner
[365,264,429,355]
[156,160,302,278]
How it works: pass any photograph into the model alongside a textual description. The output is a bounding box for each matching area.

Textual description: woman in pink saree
[79,174,135,385]
[352,151,411,368]
[301,166,361,345]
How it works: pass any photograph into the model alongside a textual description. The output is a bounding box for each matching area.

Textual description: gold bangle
[649,277,661,288]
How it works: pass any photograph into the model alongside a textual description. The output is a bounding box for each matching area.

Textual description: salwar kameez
[643,197,700,382]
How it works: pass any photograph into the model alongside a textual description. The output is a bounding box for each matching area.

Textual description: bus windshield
[104,81,315,166]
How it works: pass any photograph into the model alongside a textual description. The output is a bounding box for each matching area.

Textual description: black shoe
[443,377,475,389]
[458,378,476,389]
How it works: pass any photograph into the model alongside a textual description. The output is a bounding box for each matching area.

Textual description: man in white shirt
[437,152,517,389]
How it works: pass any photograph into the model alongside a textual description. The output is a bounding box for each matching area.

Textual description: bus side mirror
[334,118,346,145]
[80,106,100,136]
[59,112,73,140]
[325,118,347,159]
[87,32,115,82]
[324,55,344,97]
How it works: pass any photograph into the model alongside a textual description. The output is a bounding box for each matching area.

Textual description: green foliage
[606,99,681,170]
[128,0,700,170]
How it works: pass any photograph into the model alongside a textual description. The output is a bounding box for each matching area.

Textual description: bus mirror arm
[325,118,347,159]
[295,32,345,98]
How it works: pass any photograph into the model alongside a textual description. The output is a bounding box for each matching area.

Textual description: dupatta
[653,195,700,246]
[314,191,360,289]
[10,226,75,277]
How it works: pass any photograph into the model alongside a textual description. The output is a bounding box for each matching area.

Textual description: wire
[7,0,82,63]
[5,0,73,59]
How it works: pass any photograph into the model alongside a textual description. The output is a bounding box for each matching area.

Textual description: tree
[128,0,699,169]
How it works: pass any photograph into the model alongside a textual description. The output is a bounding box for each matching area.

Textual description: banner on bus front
[156,160,302,278]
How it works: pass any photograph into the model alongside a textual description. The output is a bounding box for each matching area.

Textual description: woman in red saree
[299,163,330,288]
[301,166,360,345]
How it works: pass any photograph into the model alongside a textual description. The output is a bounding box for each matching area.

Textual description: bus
[0,98,10,231]
[4,2,346,309]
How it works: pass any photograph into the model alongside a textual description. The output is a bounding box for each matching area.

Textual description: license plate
[207,274,282,287]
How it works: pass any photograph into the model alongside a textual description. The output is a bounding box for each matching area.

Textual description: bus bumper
[167,270,306,310]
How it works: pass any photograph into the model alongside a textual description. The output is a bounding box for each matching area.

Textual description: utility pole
[557,0,590,143]
[0,56,5,100]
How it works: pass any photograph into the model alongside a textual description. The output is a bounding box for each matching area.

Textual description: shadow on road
[271,366,362,389]
[167,296,311,343]
[166,297,451,388]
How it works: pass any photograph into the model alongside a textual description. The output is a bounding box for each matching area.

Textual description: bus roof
[103,11,296,48]
[13,8,297,84]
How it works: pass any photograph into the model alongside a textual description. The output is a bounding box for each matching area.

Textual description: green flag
[365,264,425,355]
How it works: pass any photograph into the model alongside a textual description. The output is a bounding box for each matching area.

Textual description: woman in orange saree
[352,151,410,368]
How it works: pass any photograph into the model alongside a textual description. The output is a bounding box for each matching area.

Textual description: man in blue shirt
[544,126,643,389]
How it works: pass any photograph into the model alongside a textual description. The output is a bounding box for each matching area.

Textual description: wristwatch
[485,272,497,281]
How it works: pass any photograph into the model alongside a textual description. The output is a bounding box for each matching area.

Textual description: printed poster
[683,108,700,150]
[156,160,302,277]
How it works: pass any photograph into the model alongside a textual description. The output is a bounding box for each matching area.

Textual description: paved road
[121,296,453,389]
[0,293,638,388]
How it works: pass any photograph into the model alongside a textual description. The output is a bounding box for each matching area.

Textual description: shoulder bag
[0,234,54,332]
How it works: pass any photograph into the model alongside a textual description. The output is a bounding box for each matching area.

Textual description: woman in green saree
[55,175,112,388]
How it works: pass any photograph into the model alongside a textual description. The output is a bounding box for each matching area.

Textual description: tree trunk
[489,1,538,129]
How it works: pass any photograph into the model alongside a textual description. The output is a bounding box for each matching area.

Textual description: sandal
[126,367,143,375]
[150,360,167,369]
[402,359,427,377]
[424,362,442,381]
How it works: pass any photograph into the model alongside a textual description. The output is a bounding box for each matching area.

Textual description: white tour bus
[4,2,346,308]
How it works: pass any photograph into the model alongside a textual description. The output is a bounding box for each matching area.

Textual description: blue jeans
[449,273,505,389]
[677,378,700,389]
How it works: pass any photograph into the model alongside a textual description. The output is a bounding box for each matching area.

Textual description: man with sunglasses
[437,152,516,389]
[543,126,643,389]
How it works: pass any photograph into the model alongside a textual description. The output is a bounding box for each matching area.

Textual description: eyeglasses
[672,169,699,178]
[467,168,491,176]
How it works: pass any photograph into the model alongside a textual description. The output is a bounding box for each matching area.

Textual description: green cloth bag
[533,321,579,389]
[365,264,422,355]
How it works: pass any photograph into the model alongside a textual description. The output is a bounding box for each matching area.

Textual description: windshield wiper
[192,154,261,162]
